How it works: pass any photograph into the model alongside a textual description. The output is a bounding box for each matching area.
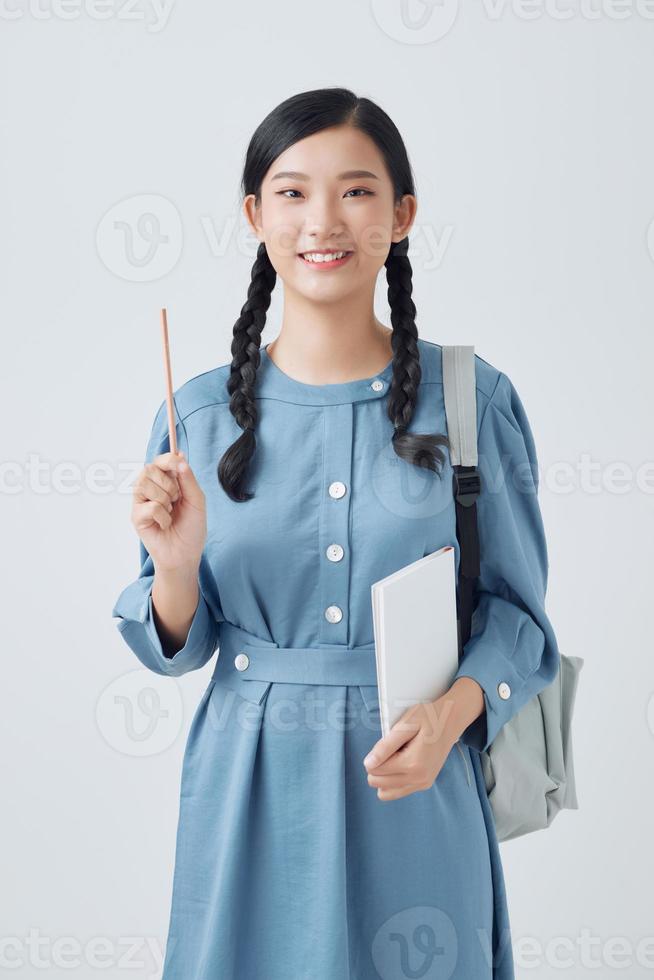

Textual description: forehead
[262,126,387,184]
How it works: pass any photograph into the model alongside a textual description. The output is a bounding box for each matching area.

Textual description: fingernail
[178,462,187,473]
[364,753,378,768]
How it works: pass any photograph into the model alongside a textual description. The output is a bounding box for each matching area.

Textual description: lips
[298,250,352,257]
[297,250,354,269]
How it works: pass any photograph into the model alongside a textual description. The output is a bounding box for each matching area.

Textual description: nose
[303,194,347,239]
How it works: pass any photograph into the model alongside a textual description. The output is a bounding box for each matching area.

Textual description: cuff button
[498,681,511,700]
[234,653,250,671]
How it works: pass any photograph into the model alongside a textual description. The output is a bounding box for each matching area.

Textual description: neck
[266,289,394,385]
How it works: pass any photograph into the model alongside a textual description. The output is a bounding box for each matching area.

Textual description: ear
[243,194,264,241]
[391,193,417,245]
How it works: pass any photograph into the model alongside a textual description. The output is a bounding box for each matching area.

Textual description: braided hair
[218,88,449,502]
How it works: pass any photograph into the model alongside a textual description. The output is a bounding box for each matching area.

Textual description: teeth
[302,251,348,263]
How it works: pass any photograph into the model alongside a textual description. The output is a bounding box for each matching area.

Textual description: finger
[153,451,187,474]
[135,462,181,503]
[134,472,178,510]
[174,458,205,508]
[133,499,173,533]
[365,740,419,776]
[367,770,420,788]
[363,716,420,770]
[146,457,183,493]
[377,782,431,802]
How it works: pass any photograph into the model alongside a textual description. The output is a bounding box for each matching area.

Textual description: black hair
[218,86,449,502]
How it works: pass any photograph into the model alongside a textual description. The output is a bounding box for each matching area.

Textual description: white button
[234,653,250,671]
[498,681,511,700]
[328,481,346,499]
[370,379,384,392]
[324,605,343,623]
[326,543,344,562]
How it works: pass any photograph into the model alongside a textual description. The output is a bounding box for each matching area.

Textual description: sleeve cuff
[113,574,219,677]
[453,641,537,753]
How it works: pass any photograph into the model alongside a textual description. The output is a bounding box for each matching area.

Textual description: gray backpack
[442,345,584,842]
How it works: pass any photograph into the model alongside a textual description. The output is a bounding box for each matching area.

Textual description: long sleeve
[452,370,561,753]
[111,399,222,678]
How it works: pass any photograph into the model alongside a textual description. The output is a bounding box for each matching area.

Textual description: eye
[275,188,374,200]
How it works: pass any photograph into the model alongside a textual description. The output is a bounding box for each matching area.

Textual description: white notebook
[371,545,460,738]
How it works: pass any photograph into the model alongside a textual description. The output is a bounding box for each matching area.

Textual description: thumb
[176,459,204,505]
[363,714,417,770]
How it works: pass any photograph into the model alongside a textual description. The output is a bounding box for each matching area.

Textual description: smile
[298,251,354,269]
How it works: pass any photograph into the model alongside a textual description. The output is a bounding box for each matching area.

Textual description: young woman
[112,87,560,980]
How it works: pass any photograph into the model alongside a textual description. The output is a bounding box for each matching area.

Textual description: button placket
[319,403,353,644]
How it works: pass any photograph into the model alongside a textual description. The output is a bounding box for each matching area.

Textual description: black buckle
[452,468,481,506]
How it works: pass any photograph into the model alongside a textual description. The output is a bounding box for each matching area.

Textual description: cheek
[352,208,394,270]
[264,220,303,266]
[258,194,302,262]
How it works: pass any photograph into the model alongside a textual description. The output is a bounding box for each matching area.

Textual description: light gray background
[2,2,653,977]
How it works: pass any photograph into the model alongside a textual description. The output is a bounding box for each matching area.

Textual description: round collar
[256,342,395,406]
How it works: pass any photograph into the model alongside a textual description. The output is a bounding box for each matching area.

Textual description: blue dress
[112,338,560,980]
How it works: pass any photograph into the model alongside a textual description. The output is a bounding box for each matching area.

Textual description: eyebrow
[270,170,380,182]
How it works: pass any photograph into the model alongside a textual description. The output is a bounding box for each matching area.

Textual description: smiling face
[243,125,416,306]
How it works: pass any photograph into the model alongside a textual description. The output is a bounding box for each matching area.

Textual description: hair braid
[384,238,449,472]
[218,242,277,501]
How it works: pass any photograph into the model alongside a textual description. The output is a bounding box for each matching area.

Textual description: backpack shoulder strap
[442,345,478,467]
[441,346,482,657]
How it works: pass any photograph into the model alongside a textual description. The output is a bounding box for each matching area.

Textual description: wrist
[154,561,201,585]
[438,676,485,743]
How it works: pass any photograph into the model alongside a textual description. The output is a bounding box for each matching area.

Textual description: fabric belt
[211,621,380,709]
